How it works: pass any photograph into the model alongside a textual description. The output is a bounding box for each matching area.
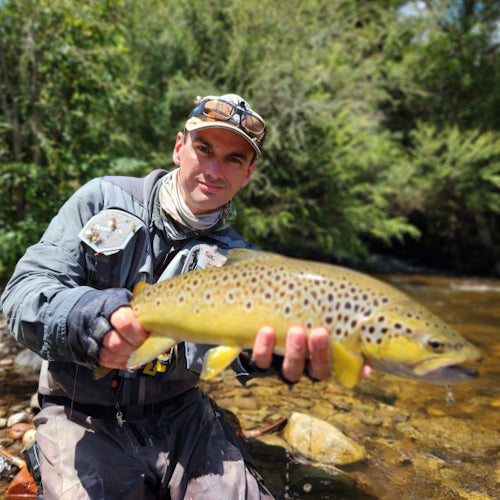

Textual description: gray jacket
[1,170,254,406]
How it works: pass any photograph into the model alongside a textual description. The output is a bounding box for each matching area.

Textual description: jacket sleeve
[0,179,132,369]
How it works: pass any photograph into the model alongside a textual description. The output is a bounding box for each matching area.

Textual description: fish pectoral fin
[200,346,242,380]
[126,335,178,370]
[330,341,364,389]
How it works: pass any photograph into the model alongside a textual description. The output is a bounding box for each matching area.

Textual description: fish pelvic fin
[133,281,150,297]
[200,346,242,380]
[330,341,364,389]
[126,335,178,370]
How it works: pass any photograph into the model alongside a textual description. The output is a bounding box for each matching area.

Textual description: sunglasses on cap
[188,96,266,150]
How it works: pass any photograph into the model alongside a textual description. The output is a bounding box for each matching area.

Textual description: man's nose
[205,157,224,177]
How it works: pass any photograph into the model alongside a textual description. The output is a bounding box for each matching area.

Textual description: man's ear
[240,160,257,188]
[172,132,184,165]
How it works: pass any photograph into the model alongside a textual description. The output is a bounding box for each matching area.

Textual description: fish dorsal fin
[133,281,151,297]
[225,248,281,266]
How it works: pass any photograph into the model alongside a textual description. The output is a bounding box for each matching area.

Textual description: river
[1,273,499,499]
[202,273,500,500]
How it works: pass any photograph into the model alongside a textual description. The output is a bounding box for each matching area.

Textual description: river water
[1,273,499,499]
[203,273,500,500]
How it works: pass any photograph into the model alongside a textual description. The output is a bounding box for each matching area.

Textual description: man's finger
[252,326,275,369]
[281,326,306,382]
[307,327,331,381]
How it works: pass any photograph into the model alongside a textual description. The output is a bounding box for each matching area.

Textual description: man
[1,94,342,499]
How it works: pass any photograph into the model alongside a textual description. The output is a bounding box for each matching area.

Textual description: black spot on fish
[394,323,402,329]
[378,316,385,322]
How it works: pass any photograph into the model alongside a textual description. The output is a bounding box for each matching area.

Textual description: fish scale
[126,249,482,388]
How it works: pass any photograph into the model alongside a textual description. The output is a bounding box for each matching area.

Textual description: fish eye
[428,339,445,352]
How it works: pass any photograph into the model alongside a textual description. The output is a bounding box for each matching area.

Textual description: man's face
[173,128,257,215]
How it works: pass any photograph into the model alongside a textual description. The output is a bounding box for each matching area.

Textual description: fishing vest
[38,170,253,406]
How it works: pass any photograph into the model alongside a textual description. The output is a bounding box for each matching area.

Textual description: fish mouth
[413,358,481,385]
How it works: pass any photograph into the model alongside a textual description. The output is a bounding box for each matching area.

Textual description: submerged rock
[284,412,366,465]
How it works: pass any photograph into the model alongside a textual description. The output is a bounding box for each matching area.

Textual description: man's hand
[98,306,148,370]
[252,325,371,383]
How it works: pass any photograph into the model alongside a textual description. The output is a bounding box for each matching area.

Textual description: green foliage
[391,122,500,270]
[1,0,500,281]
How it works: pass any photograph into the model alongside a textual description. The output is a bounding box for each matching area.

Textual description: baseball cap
[184,94,266,156]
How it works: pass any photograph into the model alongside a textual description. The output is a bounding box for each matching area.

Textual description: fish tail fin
[127,335,178,369]
[93,366,112,380]
[330,340,364,389]
[133,281,150,297]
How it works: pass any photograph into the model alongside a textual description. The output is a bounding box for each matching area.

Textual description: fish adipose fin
[127,335,178,369]
[330,341,364,389]
[200,346,242,380]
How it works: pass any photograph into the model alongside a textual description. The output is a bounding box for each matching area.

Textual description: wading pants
[34,387,273,500]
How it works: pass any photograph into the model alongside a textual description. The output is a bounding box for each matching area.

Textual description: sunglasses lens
[199,98,265,144]
[241,115,265,138]
[204,100,235,121]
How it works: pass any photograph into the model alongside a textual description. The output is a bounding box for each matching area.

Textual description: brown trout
[127,249,482,388]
